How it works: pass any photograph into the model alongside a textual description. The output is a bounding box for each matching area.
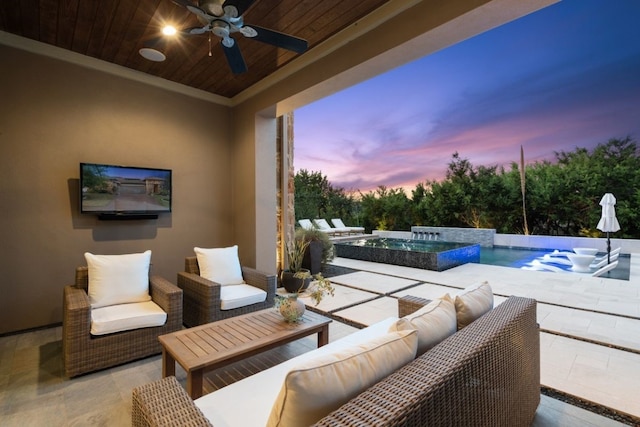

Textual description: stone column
[276,112,296,273]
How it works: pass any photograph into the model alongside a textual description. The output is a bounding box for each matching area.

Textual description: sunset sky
[294,0,640,194]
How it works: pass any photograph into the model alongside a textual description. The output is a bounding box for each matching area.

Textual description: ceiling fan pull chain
[208,33,212,57]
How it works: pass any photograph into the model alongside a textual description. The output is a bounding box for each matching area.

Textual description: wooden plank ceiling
[0,0,391,98]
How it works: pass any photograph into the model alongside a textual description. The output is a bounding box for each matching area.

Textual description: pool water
[335,238,479,272]
[479,246,630,281]
[344,238,471,252]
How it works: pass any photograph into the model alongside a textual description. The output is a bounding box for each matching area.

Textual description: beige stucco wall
[0,44,233,334]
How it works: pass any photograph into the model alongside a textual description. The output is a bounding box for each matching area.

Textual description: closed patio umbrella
[596,193,620,264]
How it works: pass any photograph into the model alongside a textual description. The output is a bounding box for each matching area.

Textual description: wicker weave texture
[62,267,183,378]
[313,296,540,426]
[131,296,539,427]
[178,256,276,327]
[398,295,433,317]
[132,376,212,427]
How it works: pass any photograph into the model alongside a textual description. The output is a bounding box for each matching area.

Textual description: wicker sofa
[62,267,183,378]
[132,295,539,426]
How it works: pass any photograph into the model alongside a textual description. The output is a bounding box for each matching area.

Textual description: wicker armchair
[178,256,276,327]
[62,267,183,378]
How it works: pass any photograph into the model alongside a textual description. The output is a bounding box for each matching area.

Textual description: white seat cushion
[85,250,152,308]
[194,246,244,285]
[195,317,400,426]
[267,329,418,427]
[220,284,267,310]
[454,281,494,329]
[90,301,166,335]
[391,293,457,355]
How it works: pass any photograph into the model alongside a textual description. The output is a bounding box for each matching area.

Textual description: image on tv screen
[80,163,172,214]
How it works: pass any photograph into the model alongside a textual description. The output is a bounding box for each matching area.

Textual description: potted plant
[278,238,335,322]
[281,238,312,293]
[276,273,335,322]
[295,226,335,275]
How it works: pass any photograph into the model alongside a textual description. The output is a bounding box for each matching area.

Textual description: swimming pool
[336,238,629,280]
[479,246,630,281]
[334,238,480,271]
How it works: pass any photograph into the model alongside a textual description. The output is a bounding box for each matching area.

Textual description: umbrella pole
[607,231,611,264]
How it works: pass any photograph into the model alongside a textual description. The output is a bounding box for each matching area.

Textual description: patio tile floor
[323,256,640,423]
[1,254,638,425]
[332,296,398,325]
[328,270,419,294]
[302,283,378,312]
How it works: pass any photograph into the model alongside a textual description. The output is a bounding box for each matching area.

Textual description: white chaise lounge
[298,219,315,230]
[592,260,619,277]
[313,218,350,236]
[331,218,364,234]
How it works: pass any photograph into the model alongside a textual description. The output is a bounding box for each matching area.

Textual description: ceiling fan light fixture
[211,21,230,39]
[223,5,239,18]
[239,26,257,38]
[139,47,166,62]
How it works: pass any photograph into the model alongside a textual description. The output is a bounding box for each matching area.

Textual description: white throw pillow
[85,250,152,308]
[194,246,244,285]
[267,329,418,427]
[454,281,494,329]
[391,294,457,355]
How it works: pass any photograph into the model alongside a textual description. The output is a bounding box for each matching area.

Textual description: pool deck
[309,254,640,424]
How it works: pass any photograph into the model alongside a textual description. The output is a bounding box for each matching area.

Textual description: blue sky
[294,0,640,193]
[96,166,171,180]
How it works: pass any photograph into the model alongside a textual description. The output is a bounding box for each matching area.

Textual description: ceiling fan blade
[222,0,257,18]
[197,0,224,16]
[171,0,193,7]
[171,0,214,21]
[243,25,308,54]
[222,39,248,74]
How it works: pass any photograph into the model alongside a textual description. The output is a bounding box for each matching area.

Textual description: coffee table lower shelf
[158,309,332,398]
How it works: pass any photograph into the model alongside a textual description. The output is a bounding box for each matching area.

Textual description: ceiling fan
[139,0,309,74]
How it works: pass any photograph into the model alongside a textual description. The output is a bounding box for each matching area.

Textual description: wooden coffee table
[158,309,332,398]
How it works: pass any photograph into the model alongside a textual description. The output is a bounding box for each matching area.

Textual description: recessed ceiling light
[139,48,166,62]
[163,26,177,36]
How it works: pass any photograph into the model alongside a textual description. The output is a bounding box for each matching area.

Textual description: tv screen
[80,163,172,215]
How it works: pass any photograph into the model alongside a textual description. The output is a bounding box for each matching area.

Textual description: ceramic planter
[280,269,312,293]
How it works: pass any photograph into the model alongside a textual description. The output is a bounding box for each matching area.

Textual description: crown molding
[0,30,232,106]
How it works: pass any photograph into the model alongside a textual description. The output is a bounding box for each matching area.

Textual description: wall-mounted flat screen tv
[80,163,172,216]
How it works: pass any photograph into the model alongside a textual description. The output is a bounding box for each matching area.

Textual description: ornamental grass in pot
[278,238,335,322]
[281,238,312,293]
[295,227,335,275]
